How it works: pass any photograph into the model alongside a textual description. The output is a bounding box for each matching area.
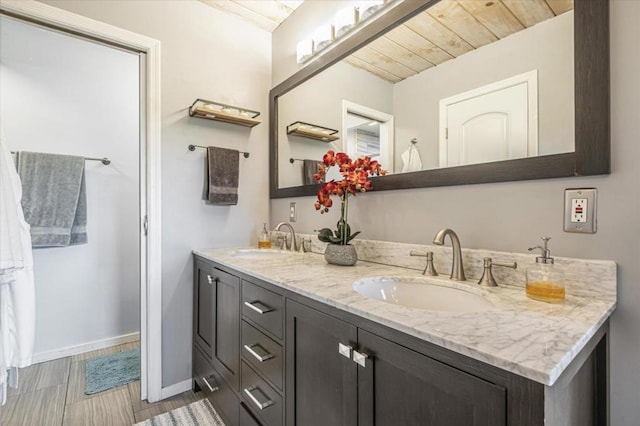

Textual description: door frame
[342,100,395,173]
[0,0,163,402]
[438,70,539,167]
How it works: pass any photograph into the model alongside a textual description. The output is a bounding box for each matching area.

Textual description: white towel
[401,144,423,173]
[0,138,35,405]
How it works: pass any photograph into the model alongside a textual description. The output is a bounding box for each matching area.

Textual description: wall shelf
[189,99,261,128]
[286,121,339,142]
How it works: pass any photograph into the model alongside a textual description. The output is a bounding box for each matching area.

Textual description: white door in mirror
[439,70,539,167]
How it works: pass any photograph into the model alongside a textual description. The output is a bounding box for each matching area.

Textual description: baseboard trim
[32,332,140,364]
[160,379,192,401]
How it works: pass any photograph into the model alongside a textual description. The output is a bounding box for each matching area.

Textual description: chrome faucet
[275,222,298,252]
[432,228,466,281]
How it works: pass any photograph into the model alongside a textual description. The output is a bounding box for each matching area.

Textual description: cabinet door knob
[338,343,353,359]
[353,350,369,367]
[244,301,272,314]
[244,344,274,362]
[206,274,215,285]
[244,386,274,410]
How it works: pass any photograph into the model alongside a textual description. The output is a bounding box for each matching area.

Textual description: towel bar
[10,151,110,165]
[188,144,249,158]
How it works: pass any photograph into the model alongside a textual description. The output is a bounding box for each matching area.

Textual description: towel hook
[411,138,418,145]
[188,144,249,158]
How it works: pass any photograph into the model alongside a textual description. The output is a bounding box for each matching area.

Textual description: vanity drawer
[242,280,283,340]
[242,321,283,391]
[193,346,239,426]
[240,402,262,426]
[193,344,220,396]
[241,362,283,426]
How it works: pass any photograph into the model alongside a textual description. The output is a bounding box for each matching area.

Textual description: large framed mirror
[269,0,609,198]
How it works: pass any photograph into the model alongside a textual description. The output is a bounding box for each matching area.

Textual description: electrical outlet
[564,188,597,233]
[289,202,297,222]
[570,198,587,223]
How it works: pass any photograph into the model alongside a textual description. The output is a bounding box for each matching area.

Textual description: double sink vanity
[191,233,616,426]
[192,0,613,423]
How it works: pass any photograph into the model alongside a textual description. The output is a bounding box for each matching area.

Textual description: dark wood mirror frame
[269,0,609,199]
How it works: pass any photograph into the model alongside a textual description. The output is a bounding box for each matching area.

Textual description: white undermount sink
[229,249,294,259]
[352,276,495,313]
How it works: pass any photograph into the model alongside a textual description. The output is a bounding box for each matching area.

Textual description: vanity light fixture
[295,0,396,65]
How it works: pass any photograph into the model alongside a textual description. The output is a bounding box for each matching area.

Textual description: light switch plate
[289,202,297,222]
[564,188,597,233]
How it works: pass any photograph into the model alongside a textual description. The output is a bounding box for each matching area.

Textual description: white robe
[0,137,35,405]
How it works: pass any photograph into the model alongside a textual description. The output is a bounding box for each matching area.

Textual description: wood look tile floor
[0,342,204,425]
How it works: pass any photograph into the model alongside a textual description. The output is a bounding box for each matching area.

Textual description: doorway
[0,1,162,402]
[342,100,394,173]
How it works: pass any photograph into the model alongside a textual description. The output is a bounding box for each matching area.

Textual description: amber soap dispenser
[526,237,565,303]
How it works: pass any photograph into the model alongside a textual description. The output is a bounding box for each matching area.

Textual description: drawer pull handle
[244,344,274,362]
[207,274,215,285]
[244,386,274,410]
[244,301,272,314]
[202,375,219,393]
[338,343,353,359]
[353,350,369,368]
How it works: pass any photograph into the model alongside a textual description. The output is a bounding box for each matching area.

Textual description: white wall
[271,1,640,424]
[38,0,272,387]
[278,61,393,187]
[393,11,574,171]
[0,16,140,356]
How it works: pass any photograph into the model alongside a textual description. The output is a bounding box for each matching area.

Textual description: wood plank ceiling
[199,0,303,32]
[345,0,574,84]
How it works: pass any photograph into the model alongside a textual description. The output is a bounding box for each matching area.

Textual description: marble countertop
[193,247,616,386]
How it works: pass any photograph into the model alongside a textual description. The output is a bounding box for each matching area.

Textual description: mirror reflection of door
[439,70,539,167]
[347,114,380,158]
[342,100,394,173]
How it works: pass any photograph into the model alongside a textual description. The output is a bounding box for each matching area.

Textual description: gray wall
[0,16,140,357]
[40,0,272,387]
[271,1,640,424]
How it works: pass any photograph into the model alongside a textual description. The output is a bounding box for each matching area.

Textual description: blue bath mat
[85,348,140,395]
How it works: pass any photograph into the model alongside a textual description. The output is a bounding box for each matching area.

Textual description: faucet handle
[298,238,312,253]
[410,250,438,276]
[478,257,517,287]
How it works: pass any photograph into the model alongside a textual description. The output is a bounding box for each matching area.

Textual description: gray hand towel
[17,151,87,247]
[303,159,322,185]
[202,146,239,205]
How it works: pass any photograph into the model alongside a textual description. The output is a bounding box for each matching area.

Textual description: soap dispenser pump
[526,237,565,303]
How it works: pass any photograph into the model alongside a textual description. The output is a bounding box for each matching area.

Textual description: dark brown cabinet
[193,261,214,355]
[194,255,607,426]
[357,329,506,426]
[210,267,241,392]
[285,300,358,426]
[286,300,506,426]
[193,260,241,426]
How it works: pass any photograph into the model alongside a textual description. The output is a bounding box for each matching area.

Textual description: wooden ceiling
[199,0,303,32]
[344,0,574,84]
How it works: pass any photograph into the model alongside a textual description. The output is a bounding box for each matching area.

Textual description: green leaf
[346,231,360,243]
[317,228,334,243]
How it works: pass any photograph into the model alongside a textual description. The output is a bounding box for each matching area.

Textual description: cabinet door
[357,330,506,426]
[211,267,241,392]
[286,300,358,426]
[193,262,214,355]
